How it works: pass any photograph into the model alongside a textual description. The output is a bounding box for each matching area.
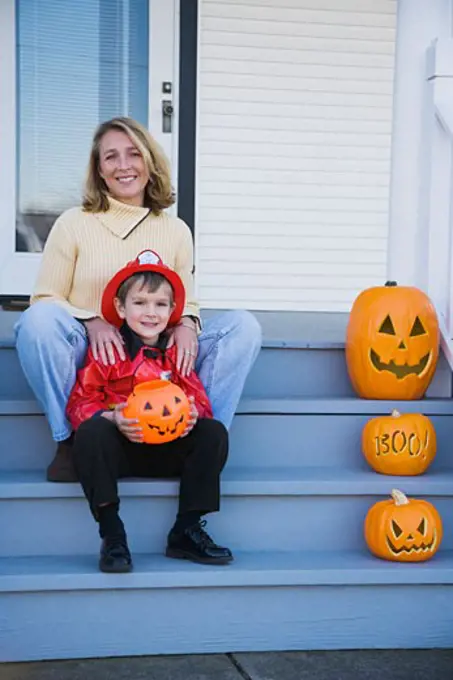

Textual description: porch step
[2,550,453,592]
[1,467,452,557]
[3,466,453,497]
[2,310,453,659]
[3,397,453,472]
[0,309,357,400]
[0,346,352,399]
[2,551,453,661]
[2,344,451,400]
[4,395,453,416]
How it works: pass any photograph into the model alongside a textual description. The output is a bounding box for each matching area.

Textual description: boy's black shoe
[99,535,133,573]
[166,520,233,565]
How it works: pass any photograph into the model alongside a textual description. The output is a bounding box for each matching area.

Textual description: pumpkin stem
[391,409,401,418]
[391,489,409,506]
[385,281,398,287]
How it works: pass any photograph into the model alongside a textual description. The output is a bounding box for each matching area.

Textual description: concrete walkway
[2,651,453,680]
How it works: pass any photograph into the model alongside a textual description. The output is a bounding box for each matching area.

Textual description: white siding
[196,0,397,312]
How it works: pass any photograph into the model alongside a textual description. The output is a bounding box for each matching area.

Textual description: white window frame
[0,0,179,298]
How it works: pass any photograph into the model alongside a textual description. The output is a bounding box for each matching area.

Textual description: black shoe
[99,535,133,573]
[46,437,78,483]
[166,520,233,565]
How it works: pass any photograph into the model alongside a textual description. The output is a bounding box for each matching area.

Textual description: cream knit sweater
[31,197,200,322]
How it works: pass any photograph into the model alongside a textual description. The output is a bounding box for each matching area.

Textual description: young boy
[67,250,232,573]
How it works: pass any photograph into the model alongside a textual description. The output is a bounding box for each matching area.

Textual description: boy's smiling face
[114,278,174,345]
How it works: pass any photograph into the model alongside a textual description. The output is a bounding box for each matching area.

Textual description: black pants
[73,416,228,521]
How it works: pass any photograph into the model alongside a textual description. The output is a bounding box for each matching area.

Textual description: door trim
[177,0,198,238]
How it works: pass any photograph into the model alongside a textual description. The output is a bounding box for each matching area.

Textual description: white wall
[387,0,453,289]
[196,0,397,311]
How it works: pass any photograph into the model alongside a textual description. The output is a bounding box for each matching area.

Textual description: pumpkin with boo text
[123,380,190,444]
[362,410,436,476]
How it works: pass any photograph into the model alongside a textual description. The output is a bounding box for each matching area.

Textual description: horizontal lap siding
[197,0,397,311]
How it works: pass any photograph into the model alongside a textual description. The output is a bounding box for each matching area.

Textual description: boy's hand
[181,396,198,437]
[102,403,144,443]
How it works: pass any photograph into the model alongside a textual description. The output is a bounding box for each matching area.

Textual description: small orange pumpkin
[364,489,443,562]
[362,410,436,476]
[346,281,439,399]
[123,380,190,444]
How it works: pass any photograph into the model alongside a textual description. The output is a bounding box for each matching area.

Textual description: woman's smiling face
[98,129,149,206]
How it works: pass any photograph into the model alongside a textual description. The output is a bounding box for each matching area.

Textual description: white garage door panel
[198,247,386,265]
[199,157,391,173]
[201,115,391,134]
[200,260,385,277]
[199,170,390,188]
[202,100,393,121]
[201,73,393,96]
[200,182,389,200]
[197,0,397,311]
[202,44,395,68]
[201,18,394,42]
[199,141,391,161]
[202,0,395,12]
[199,212,388,230]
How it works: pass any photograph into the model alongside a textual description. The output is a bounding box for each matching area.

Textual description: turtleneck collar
[94,196,152,239]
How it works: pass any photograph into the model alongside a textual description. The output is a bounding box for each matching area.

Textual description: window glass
[16,0,149,252]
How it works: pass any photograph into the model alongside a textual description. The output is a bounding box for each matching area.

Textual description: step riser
[0,346,355,400]
[0,416,52,470]
[232,414,453,470]
[2,414,453,471]
[3,585,453,662]
[2,344,452,401]
[2,495,451,557]
[246,347,354,397]
[0,349,34,400]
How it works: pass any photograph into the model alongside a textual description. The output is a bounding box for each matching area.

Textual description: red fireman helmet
[101,250,185,328]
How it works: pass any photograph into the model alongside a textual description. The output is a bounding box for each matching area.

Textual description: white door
[0,0,178,297]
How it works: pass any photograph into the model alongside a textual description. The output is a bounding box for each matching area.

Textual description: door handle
[162,99,173,133]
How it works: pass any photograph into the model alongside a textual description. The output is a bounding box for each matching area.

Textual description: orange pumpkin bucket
[123,380,190,444]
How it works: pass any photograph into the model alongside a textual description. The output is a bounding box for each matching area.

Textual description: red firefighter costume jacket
[67,325,212,431]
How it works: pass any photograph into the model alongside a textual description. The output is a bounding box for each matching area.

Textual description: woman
[15,117,262,482]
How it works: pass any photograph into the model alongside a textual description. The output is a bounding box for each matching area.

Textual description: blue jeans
[14,302,262,441]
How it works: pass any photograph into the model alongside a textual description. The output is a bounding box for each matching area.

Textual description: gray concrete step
[1,467,452,557]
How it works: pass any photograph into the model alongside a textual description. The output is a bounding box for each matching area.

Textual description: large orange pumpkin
[364,489,443,562]
[362,410,436,476]
[346,281,439,399]
[123,380,190,444]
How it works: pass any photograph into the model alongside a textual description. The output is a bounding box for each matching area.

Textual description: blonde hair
[83,117,175,214]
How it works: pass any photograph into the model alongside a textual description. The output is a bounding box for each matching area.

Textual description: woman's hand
[181,396,198,437]
[102,403,144,443]
[85,317,126,366]
[167,318,199,377]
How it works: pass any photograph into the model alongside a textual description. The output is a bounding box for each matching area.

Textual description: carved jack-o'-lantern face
[346,282,439,399]
[362,410,436,476]
[364,489,443,562]
[123,380,190,444]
